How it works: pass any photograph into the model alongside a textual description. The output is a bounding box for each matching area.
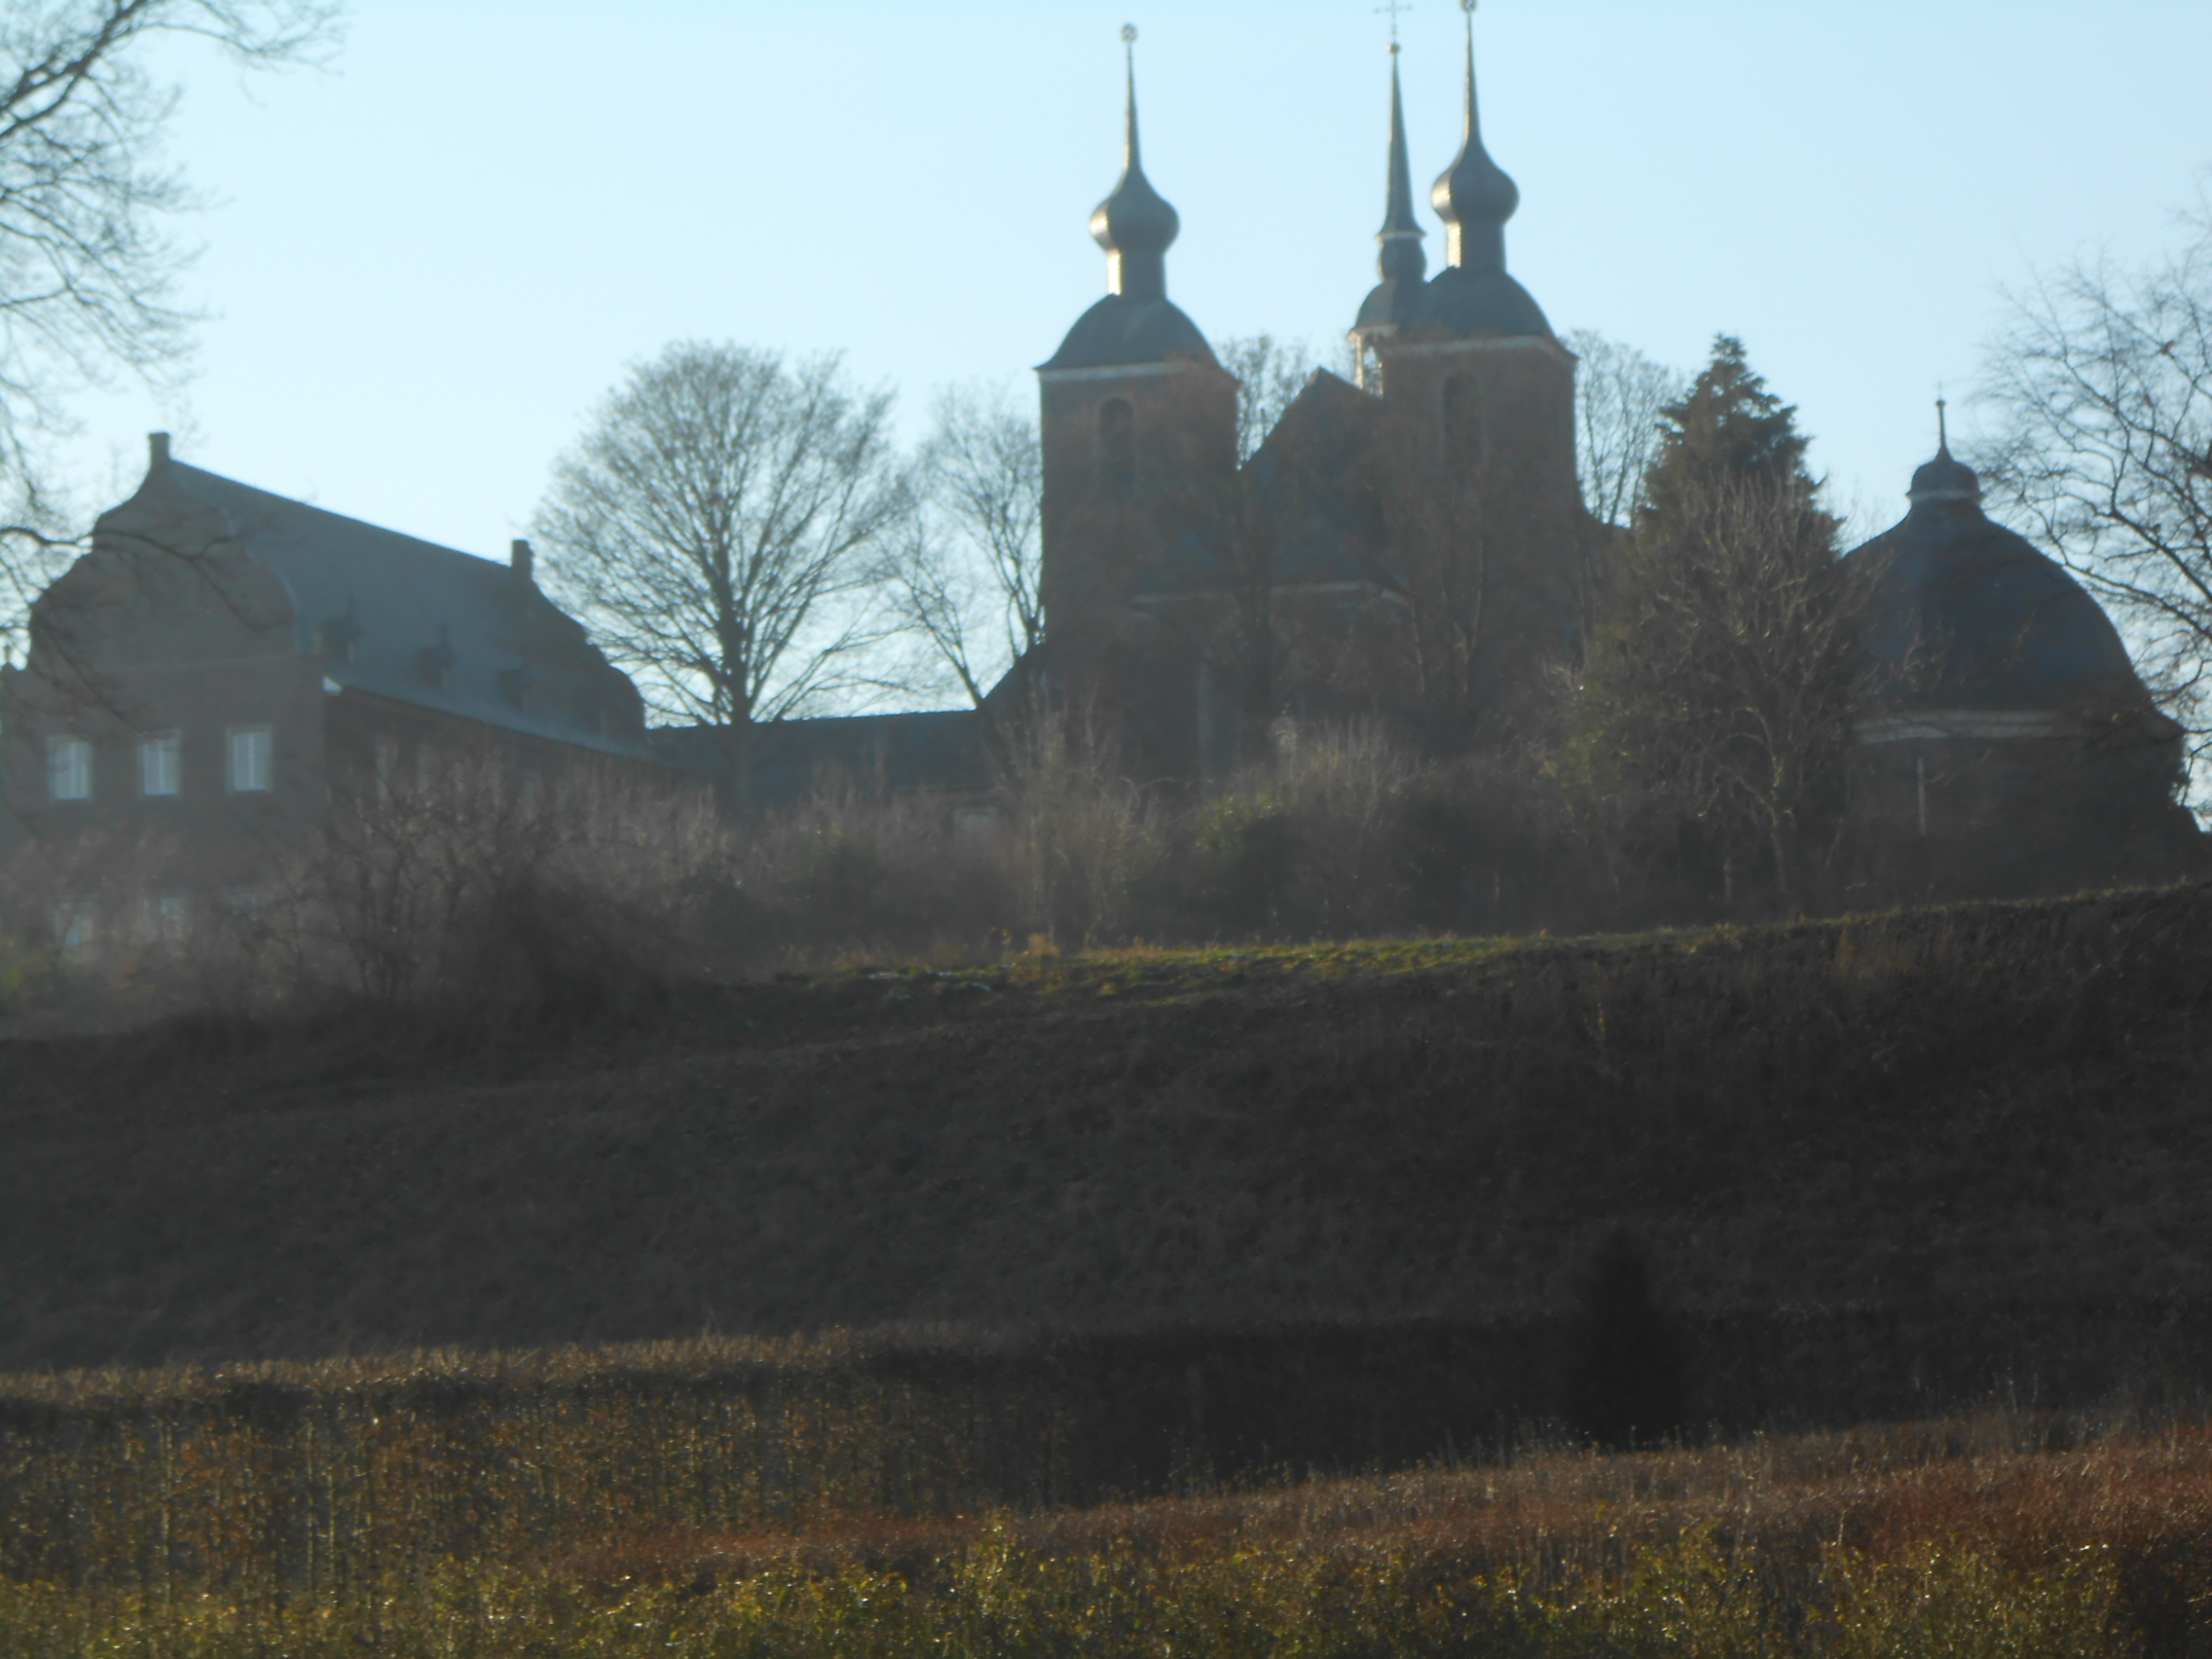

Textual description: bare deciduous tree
[533,343,905,774]
[1567,329,1684,532]
[1216,333,1317,462]
[881,383,1043,712]
[1979,211,2212,783]
[0,0,341,664]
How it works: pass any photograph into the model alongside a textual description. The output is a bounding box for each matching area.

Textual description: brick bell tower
[1358,3,1589,725]
[1035,27,1236,770]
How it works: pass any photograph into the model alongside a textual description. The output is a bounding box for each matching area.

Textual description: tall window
[46,736,92,802]
[1442,373,1484,469]
[226,725,274,793]
[1099,397,1136,496]
[139,732,183,798]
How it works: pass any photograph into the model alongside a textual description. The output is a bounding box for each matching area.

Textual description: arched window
[1442,373,1483,469]
[1099,397,1136,495]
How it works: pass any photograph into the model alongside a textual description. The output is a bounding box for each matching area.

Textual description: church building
[1012,15,2196,893]
[1024,18,1592,778]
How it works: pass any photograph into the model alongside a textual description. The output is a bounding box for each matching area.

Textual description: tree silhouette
[1561,1228,1687,1450]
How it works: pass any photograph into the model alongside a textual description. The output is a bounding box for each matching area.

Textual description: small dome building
[1842,429,2200,897]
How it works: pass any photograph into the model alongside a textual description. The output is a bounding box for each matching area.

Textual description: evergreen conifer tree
[1572,338,1863,906]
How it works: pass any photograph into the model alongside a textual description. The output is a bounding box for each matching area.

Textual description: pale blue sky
[58,0,2212,569]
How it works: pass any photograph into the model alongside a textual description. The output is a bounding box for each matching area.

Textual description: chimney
[510,537,535,584]
[148,432,171,471]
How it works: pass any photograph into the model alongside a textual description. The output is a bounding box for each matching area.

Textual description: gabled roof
[126,461,655,762]
[1244,371,1391,589]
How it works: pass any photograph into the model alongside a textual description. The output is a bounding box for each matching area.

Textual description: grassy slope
[1,884,2208,1370]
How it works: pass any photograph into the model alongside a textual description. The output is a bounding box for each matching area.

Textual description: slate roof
[1402,265,1553,341]
[1245,371,1392,588]
[1842,461,2157,718]
[144,461,657,762]
[658,711,993,810]
[1040,294,1220,373]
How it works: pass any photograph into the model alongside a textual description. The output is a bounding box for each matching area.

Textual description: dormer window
[417,631,456,691]
[498,664,538,714]
[319,609,361,665]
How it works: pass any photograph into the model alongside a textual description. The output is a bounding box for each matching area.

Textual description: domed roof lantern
[1088,26,1180,303]
[1431,0,1520,274]
[1909,399,1983,504]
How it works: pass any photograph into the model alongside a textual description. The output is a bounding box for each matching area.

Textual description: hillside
[1,884,2208,1373]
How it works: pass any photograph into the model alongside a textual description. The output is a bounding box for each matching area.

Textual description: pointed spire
[1431,0,1519,274]
[1377,52,1426,289]
[1088,24,1180,303]
[1936,395,1952,456]
[1352,42,1428,363]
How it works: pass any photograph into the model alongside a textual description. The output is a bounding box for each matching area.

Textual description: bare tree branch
[0,0,343,662]
[880,383,1043,712]
[1567,328,1683,532]
[532,343,906,763]
[1978,207,2212,799]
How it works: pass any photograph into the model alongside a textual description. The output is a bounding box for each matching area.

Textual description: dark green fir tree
[1572,337,1862,907]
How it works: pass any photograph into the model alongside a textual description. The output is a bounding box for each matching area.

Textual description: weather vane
[1375,1,1412,51]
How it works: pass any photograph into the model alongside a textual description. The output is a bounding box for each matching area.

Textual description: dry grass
[0,1413,2202,1656]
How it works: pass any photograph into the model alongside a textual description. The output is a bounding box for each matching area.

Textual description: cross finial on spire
[1375,0,1412,51]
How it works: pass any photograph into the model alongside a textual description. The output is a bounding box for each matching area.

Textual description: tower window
[139,731,182,798]
[1443,373,1484,468]
[46,735,92,802]
[1099,397,1136,495]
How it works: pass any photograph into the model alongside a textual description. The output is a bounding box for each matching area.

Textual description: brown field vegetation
[0,1401,2206,1655]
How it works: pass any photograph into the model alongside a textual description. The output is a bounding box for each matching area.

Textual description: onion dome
[1088,34,1179,303]
[1403,5,1551,342]
[1042,29,1219,374]
[1353,53,1428,340]
[1843,419,2155,717]
[1430,12,1519,273]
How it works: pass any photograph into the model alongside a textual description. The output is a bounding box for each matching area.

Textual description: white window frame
[139,730,183,798]
[46,735,92,802]
[51,895,97,959]
[226,725,274,793]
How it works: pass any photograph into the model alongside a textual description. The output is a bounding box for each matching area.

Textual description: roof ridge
[169,461,502,570]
